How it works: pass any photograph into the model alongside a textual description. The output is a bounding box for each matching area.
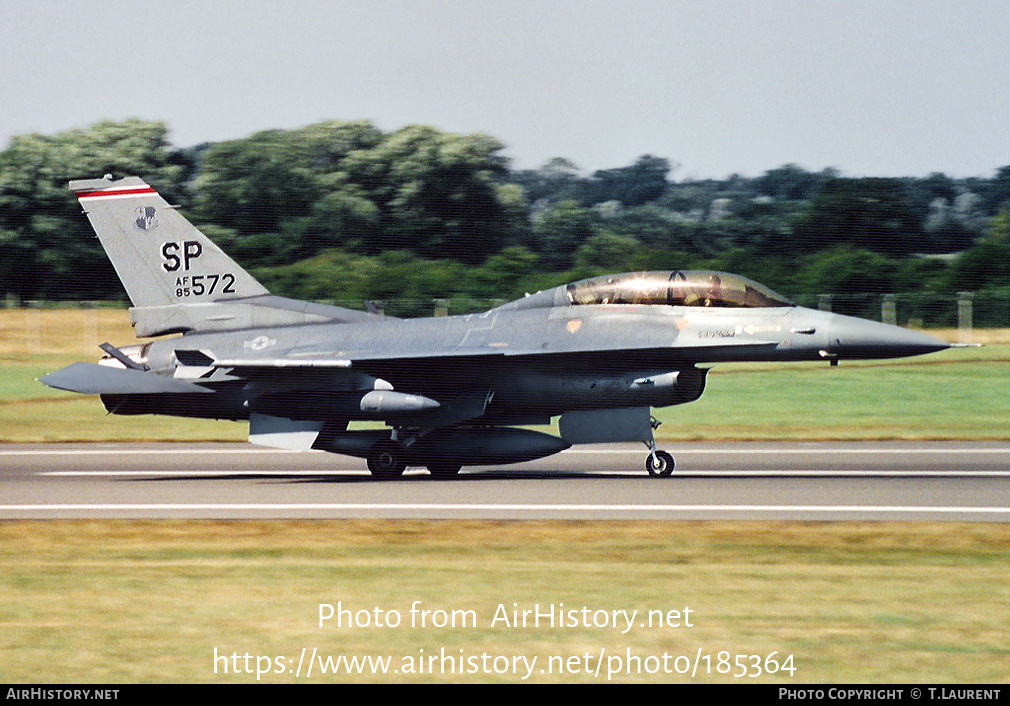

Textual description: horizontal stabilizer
[40,363,213,395]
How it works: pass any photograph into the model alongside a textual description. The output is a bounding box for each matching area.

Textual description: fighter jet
[41,176,952,478]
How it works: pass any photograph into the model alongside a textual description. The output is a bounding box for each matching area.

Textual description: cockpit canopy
[499,271,794,312]
[565,271,793,308]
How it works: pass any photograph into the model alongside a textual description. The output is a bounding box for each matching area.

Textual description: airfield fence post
[27,306,42,350]
[882,294,897,326]
[957,292,974,341]
[81,304,99,350]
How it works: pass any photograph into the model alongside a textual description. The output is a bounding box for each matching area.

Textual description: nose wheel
[646,449,675,476]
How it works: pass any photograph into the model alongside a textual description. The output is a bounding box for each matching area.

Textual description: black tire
[427,462,462,479]
[645,450,675,476]
[367,441,406,479]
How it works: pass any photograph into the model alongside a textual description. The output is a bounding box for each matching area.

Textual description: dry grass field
[2,520,1009,683]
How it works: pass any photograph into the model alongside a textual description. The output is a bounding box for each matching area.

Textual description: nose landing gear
[645,416,675,476]
[646,446,675,476]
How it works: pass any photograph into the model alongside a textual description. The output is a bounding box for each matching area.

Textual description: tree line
[1,119,1008,319]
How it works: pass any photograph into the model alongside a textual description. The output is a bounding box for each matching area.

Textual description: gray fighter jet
[41,176,952,477]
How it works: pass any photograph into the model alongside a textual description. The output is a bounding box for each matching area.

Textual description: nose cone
[827,314,950,359]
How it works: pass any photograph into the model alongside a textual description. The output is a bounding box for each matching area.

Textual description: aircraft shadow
[120,470,963,484]
[124,469,653,484]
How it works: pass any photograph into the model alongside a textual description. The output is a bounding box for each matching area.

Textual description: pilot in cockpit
[702,274,723,307]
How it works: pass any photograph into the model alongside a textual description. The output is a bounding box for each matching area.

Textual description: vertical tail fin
[70,175,268,308]
[71,175,380,336]
[71,176,275,336]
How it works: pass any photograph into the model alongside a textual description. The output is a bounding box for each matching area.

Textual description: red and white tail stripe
[74,184,157,200]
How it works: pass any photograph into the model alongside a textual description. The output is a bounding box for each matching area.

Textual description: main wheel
[645,450,675,476]
[367,441,406,479]
[427,462,462,479]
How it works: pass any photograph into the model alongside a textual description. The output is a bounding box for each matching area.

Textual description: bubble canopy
[562,271,794,308]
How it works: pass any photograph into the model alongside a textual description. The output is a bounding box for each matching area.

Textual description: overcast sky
[2,0,1008,179]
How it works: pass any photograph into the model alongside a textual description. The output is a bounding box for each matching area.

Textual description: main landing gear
[426,462,462,478]
[365,436,462,480]
[366,440,406,479]
[644,416,675,476]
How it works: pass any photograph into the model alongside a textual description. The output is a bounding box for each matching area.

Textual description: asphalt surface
[1,441,1008,520]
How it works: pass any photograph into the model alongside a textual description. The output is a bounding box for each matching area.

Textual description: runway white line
[1,503,1008,515]
[40,470,362,476]
[37,470,1010,477]
[0,448,295,456]
[566,448,1010,454]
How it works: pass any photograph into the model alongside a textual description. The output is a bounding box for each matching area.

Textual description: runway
[1,441,1008,520]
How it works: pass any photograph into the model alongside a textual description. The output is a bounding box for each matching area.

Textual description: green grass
[2,520,1008,683]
